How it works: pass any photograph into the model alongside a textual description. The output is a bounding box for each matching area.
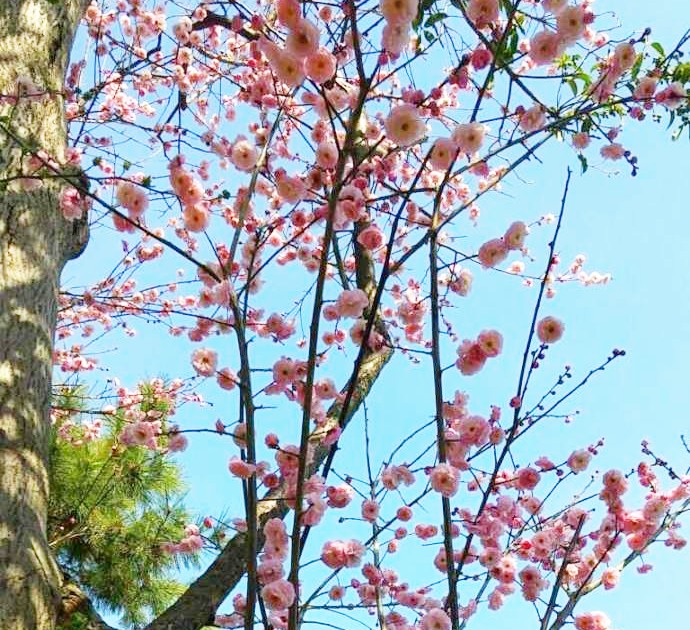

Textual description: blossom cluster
[38,0,690,628]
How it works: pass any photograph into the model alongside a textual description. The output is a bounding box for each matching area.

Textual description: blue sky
[59,1,690,628]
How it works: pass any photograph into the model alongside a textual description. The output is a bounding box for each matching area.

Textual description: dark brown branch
[192,11,260,41]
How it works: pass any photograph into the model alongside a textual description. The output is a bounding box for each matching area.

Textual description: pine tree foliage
[49,385,199,629]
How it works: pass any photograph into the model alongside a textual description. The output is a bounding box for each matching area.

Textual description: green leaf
[574,71,592,89]
[425,12,447,28]
[414,0,435,27]
[631,54,643,82]
[566,79,578,97]
[509,30,519,56]
[673,62,690,84]
[578,153,588,174]
[651,42,665,57]
[666,110,676,130]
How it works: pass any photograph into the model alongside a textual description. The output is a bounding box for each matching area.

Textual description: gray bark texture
[0,2,88,629]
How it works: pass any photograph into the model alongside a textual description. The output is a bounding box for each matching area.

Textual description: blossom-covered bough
[1,0,690,629]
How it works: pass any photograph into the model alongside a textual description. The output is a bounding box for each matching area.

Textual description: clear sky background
[60,1,690,628]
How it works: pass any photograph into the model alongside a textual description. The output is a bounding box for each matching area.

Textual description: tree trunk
[0,2,86,629]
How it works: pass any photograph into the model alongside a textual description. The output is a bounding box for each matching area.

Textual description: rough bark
[0,2,87,629]
[58,581,117,630]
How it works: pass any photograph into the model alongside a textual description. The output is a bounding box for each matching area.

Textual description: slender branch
[144,344,392,630]
[429,189,459,628]
[540,514,586,630]
[287,14,372,623]
[515,168,572,408]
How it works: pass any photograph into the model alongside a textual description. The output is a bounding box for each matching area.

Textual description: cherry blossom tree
[1,1,689,630]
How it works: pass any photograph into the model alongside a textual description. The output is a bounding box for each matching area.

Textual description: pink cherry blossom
[503,221,528,250]
[326,484,354,508]
[477,330,503,358]
[167,431,188,452]
[536,316,565,344]
[519,105,546,132]
[361,499,380,522]
[191,348,218,377]
[457,415,490,447]
[230,137,258,172]
[396,506,413,521]
[601,567,621,590]
[634,76,658,100]
[384,104,426,147]
[456,340,487,376]
[429,137,457,171]
[567,449,592,473]
[183,204,210,232]
[466,0,499,29]
[59,186,88,221]
[217,367,238,390]
[478,238,509,268]
[379,0,419,25]
[613,42,636,73]
[261,579,295,610]
[305,48,337,83]
[321,539,366,569]
[357,225,385,250]
[335,288,369,319]
[471,46,492,71]
[600,143,625,161]
[228,456,256,479]
[268,48,305,87]
[543,0,568,13]
[656,81,687,110]
[381,21,411,56]
[452,122,486,155]
[572,132,591,150]
[574,611,612,630]
[556,5,587,44]
[419,607,451,630]
[285,19,320,59]
[257,559,284,585]
[328,585,345,600]
[430,463,460,497]
[115,181,149,218]
[515,467,541,491]
[276,0,301,28]
[529,31,562,66]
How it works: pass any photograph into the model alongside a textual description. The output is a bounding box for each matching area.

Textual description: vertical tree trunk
[0,2,86,629]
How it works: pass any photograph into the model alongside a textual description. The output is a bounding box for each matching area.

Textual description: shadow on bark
[0,186,89,628]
